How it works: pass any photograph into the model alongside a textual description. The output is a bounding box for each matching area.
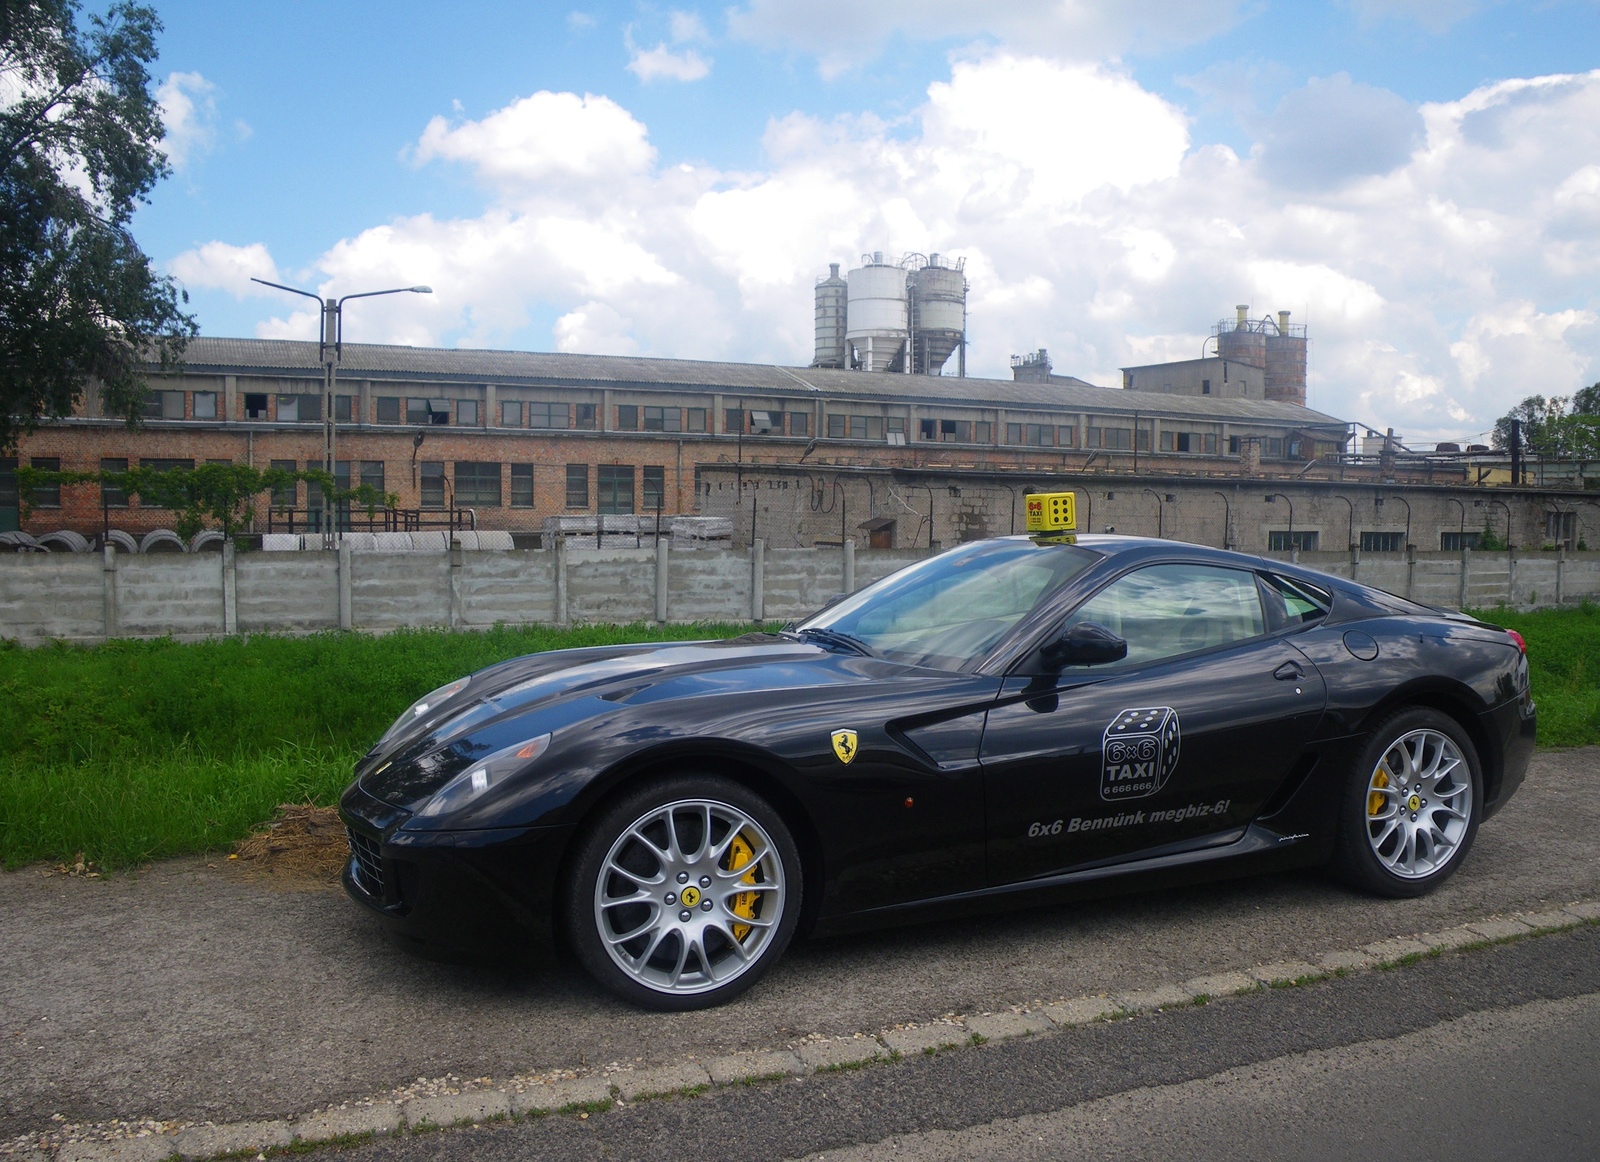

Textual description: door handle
[1273,661,1305,680]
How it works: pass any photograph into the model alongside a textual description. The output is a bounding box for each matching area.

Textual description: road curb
[17,901,1596,1162]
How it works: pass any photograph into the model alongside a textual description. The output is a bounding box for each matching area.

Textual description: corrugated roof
[169,337,1347,427]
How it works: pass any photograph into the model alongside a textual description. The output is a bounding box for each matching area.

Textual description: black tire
[1332,707,1483,898]
[563,774,803,1011]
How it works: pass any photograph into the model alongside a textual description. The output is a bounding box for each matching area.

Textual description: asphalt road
[341,926,1600,1162]
[2,747,1597,1139]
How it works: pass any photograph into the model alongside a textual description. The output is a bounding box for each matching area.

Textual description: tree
[1491,395,1564,453]
[1,0,196,453]
[1574,382,1600,416]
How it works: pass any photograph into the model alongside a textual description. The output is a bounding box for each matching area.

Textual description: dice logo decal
[1100,707,1181,801]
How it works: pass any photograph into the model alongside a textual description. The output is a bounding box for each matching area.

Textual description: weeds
[0,622,755,868]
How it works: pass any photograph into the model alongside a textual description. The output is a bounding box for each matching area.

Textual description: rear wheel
[565,775,801,1010]
[1332,707,1482,898]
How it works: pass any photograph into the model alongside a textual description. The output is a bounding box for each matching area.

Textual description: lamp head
[411,286,433,294]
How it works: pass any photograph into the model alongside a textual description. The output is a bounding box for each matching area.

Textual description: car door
[981,562,1327,885]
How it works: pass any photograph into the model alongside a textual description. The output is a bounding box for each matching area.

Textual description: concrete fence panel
[0,554,104,642]
[236,552,339,634]
[567,548,658,624]
[349,551,451,631]
[666,549,751,624]
[116,554,224,638]
[457,551,558,627]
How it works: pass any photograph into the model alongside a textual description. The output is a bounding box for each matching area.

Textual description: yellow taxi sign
[1024,491,1076,534]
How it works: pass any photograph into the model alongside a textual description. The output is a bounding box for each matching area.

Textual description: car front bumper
[339,780,574,955]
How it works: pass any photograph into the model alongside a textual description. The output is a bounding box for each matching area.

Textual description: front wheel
[564,775,802,1010]
[1332,707,1482,898]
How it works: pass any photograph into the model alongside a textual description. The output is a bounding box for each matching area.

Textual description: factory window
[886,417,905,443]
[455,462,501,507]
[29,457,61,507]
[1361,532,1404,552]
[245,393,270,419]
[1202,379,1211,395]
[849,415,884,440]
[1268,530,1319,552]
[597,465,634,514]
[100,458,129,507]
[457,400,479,427]
[1087,427,1131,450]
[616,405,639,431]
[642,465,665,512]
[749,410,779,435]
[280,394,322,422]
[920,419,942,441]
[0,458,15,531]
[686,408,707,433]
[192,391,217,420]
[500,400,523,426]
[206,458,231,467]
[334,395,353,422]
[827,413,847,438]
[420,462,446,509]
[788,411,809,437]
[1160,431,1173,452]
[574,403,596,430]
[644,406,681,432]
[269,459,297,508]
[1057,425,1075,448]
[1204,433,1218,454]
[566,464,589,508]
[1228,435,1241,454]
[376,396,401,424]
[1266,437,1285,458]
[408,398,450,426]
[141,389,185,419]
[1546,511,1577,549]
[528,401,569,429]
[359,461,385,493]
[1441,531,1482,552]
[725,408,744,434]
[1007,423,1052,446]
[509,464,534,508]
[974,421,992,443]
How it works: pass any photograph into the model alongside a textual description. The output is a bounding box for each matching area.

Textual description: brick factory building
[2,335,1361,544]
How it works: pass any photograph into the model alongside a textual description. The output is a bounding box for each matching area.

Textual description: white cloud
[169,241,281,294]
[1342,0,1485,33]
[218,61,1600,445]
[413,91,655,190]
[626,40,711,83]
[669,10,710,42]
[1257,74,1424,188]
[568,11,596,31]
[727,0,1247,76]
[158,71,241,169]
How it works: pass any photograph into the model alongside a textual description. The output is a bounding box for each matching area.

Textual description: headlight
[415,734,551,818]
[378,678,470,747]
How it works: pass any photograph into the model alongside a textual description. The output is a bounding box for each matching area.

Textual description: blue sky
[139,0,1600,442]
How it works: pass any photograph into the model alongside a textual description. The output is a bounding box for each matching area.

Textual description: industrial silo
[1264,309,1307,405]
[1216,304,1266,369]
[846,254,908,373]
[909,254,967,376]
[812,263,847,369]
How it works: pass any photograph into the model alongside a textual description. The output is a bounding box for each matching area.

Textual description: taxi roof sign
[1024,491,1076,534]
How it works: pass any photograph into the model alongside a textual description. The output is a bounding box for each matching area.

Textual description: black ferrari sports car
[340,534,1536,1009]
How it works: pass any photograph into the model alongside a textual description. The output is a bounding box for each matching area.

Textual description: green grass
[1470,603,1600,748]
[0,622,756,869]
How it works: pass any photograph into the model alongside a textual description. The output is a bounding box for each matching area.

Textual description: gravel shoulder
[2,747,1596,1139]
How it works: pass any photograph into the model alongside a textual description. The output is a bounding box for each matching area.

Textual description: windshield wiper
[793,626,879,657]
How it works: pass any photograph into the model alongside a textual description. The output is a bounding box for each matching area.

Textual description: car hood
[356,633,869,812]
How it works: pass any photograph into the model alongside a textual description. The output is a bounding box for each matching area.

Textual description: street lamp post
[1475,497,1513,549]
[1376,494,1412,551]
[1142,488,1163,539]
[252,278,432,547]
[1213,491,1232,550]
[1334,495,1354,552]
[1447,497,1466,549]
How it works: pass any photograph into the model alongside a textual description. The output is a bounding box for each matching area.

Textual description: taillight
[1505,628,1526,655]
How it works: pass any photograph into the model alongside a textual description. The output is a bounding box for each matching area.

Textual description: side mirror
[1041,621,1128,669]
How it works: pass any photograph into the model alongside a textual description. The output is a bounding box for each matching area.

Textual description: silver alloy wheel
[593,798,786,996]
[1364,728,1472,879]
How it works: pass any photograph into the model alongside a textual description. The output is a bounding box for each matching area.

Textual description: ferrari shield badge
[1100,707,1181,801]
[831,729,859,765]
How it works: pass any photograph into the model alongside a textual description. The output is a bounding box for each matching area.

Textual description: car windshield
[796,539,1099,670]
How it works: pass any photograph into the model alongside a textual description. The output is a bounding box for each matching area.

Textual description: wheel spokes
[1364,729,1471,880]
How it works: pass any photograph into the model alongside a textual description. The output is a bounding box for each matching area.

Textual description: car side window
[1062,563,1267,667]
[1262,574,1331,627]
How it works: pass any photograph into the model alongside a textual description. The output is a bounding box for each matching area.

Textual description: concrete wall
[4,542,1599,646]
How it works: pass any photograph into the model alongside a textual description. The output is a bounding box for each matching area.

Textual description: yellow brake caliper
[1369,769,1390,817]
[725,833,759,942]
